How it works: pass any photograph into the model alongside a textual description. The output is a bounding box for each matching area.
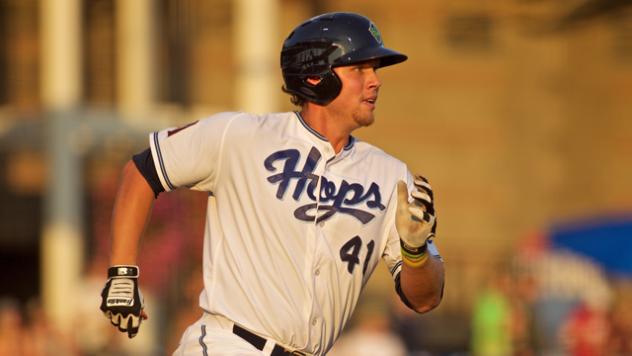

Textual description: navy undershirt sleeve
[132,148,165,198]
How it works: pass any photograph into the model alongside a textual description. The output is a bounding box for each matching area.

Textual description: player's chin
[351,104,376,127]
[356,112,375,127]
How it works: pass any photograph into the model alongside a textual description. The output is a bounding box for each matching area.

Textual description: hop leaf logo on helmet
[368,23,383,45]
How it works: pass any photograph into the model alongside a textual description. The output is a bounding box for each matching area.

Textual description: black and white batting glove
[396,175,437,267]
[100,265,146,338]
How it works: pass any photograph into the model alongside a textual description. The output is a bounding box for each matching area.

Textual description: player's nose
[367,68,381,89]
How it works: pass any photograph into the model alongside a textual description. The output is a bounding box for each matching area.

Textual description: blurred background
[1,0,632,355]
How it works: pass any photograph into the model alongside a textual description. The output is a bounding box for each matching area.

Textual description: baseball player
[100,12,444,355]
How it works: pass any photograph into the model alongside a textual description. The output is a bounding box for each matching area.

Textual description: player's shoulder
[197,111,253,125]
[352,139,407,170]
[197,111,292,129]
[188,111,291,140]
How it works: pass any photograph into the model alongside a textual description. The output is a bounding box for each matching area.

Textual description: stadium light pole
[116,0,155,122]
[40,0,83,334]
[234,0,280,113]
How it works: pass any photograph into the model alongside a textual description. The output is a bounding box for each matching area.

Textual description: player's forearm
[400,255,444,313]
[110,160,155,265]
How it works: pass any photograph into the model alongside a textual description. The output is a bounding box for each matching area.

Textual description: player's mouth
[363,96,378,109]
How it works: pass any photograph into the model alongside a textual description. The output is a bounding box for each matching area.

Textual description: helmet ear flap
[300,70,341,105]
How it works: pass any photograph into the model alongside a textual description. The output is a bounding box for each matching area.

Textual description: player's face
[330,60,382,128]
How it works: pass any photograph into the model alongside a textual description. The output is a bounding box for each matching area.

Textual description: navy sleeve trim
[390,260,403,276]
[152,132,176,191]
[132,148,165,198]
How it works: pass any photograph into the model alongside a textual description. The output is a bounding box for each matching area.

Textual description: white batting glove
[100,265,147,338]
[396,176,437,267]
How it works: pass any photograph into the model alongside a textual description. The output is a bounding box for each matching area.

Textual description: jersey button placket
[307,152,325,344]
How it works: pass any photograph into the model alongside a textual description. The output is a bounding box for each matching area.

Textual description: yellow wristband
[401,247,429,268]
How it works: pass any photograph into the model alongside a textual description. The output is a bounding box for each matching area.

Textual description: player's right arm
[100,159,155,338]
[101,113,238,337]
[110,159,155,266]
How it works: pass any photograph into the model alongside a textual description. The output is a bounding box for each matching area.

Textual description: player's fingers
[412,190,434,215]
[110,313,121,327]
[130,314,141,328]
[411,190,431,205]
[414,174,432,188]
[408,206,433,223]
[126,316,136,338]
[415,175,428,183]
[112,317,125,331]
[120,315,138,332]
[414,176,433,197]
[140,310,148,320]
[414,175,435,214]
[102,310,112,320]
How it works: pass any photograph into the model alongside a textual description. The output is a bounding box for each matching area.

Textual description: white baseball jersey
[149,111,439,355]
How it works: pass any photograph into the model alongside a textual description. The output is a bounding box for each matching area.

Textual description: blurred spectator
[0,298,79,356]
[0,299,24,355]
[607,281,632,355]
[509,273,538,356]
[328,296,407,356]
[22,299,79,356]
[516,250,612,354]
[73,253,117,354]
[470,270,513,356]
[559,298,610,356]
[391,297,428,353]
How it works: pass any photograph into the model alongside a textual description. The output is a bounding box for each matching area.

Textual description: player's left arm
[396,176,445,313]
[399,246,444,313]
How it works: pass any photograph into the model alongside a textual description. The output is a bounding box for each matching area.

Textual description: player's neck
[299,106,354,154]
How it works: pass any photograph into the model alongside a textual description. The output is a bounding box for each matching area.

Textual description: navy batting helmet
[281,12,408,105]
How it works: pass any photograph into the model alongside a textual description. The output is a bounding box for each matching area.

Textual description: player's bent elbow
[407,281,444,314]
[412,294,442,314]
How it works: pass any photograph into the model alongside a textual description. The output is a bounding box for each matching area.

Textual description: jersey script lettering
[264,147,385,224]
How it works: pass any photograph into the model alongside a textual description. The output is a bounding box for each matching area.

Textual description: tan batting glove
[396,176,437,267]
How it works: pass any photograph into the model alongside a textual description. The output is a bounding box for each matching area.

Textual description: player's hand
[396,175,437,251]
[100,265,147,338]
